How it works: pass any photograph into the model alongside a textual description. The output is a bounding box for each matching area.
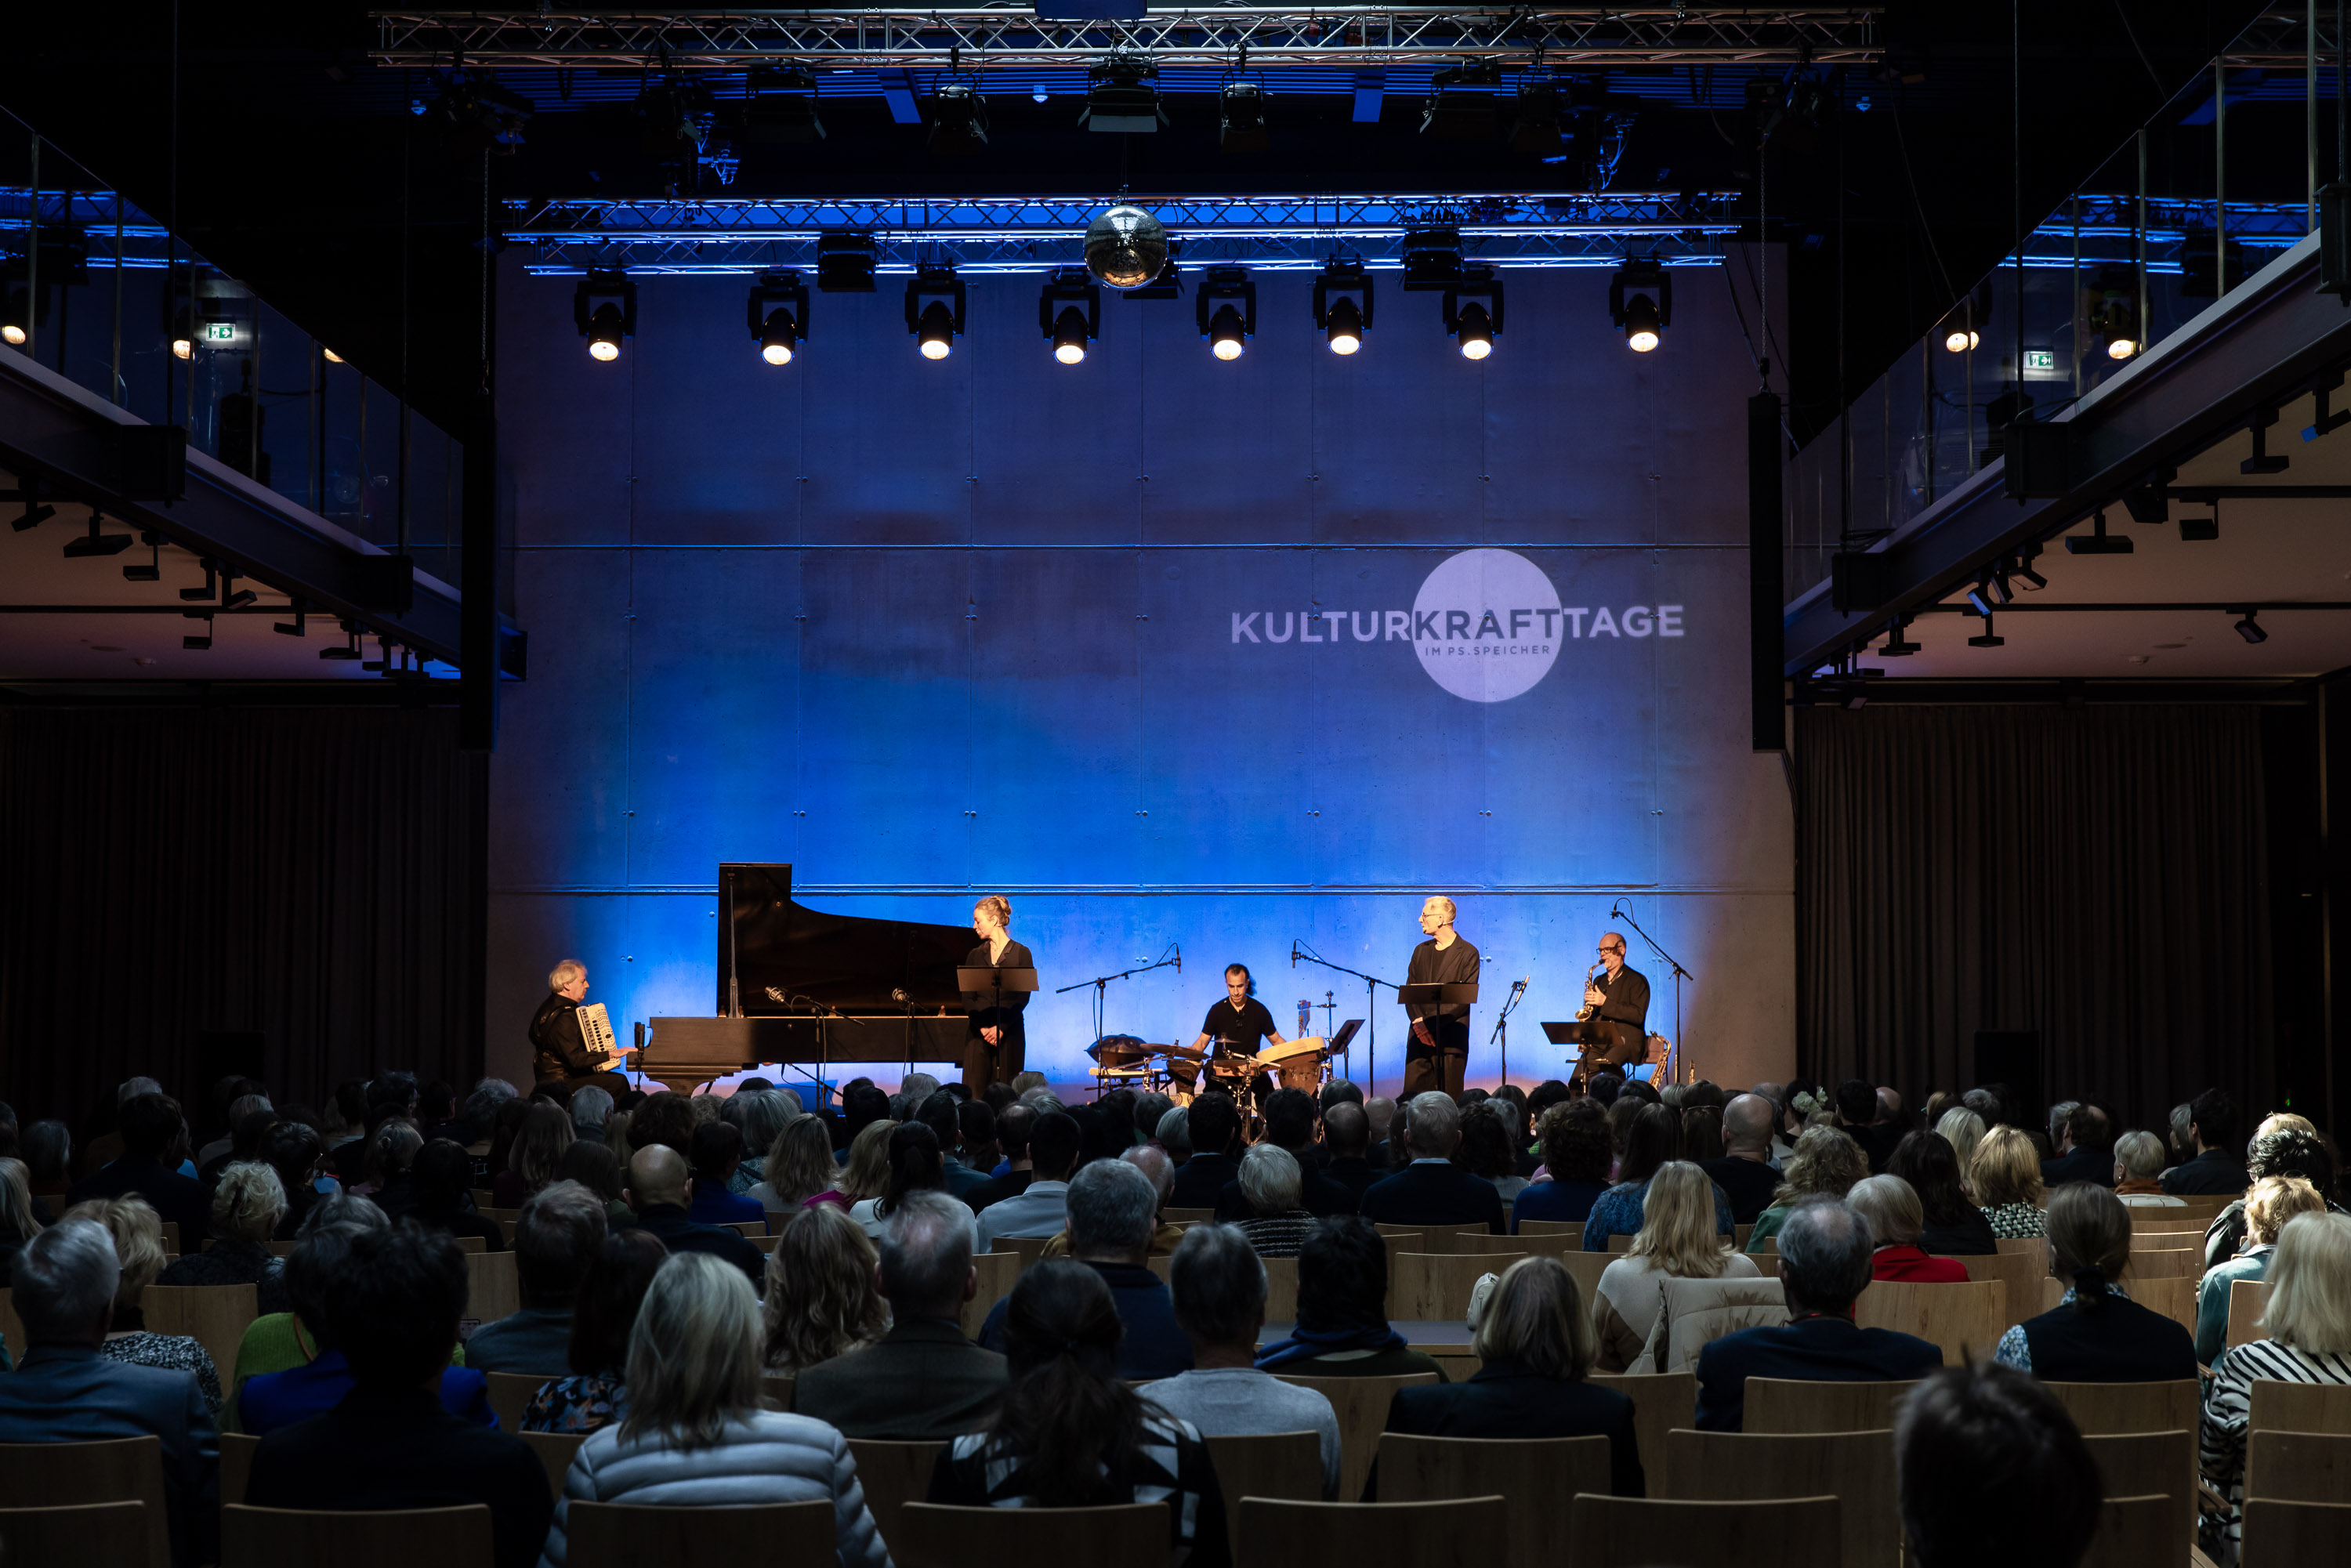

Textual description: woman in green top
[1745,1125,1869,1253]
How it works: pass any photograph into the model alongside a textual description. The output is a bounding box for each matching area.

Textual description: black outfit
[2161,1148,2248,1196]
[1168,1152,1242,1211]
[1844,1121,1904,1176]
[2041,1146,2118,1189]
[1369,1360,1644,1501]
[400,1204,509,1252]
[963,1168,1034,1214]
[1700,1156,1782,1225]
[1694,1315,1944,1432]
[2016,1288,2197,1382]
[156,1237,291,1315]
[529,991,605,1085]
[1403,935,1480,1095]
[1578,963,1650,1068]
[960,938,1034,1092]
[1916,1205,1998,1256]
[1214,1156,1359,1220]
[624,1202,766,1290]
[68,1155,212,1245]
[1324,1156,1386,1208]
[1199,997,1280,1060]
[1357,1161,1507,1234]
[247,1386,553,1568]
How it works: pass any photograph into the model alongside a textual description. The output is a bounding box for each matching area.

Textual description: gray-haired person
[977,1157,1193,1380]
[464,1180,608,1375]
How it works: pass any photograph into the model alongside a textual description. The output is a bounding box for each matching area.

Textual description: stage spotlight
[1422,62,1504,138]
[1965,581,1994,618]
[2235,609,2268,644]
[170,304,194,360]
[321,347,344,364]
[1084,58,1167,132]
[817,234,878,293]
[123,531,161,582]
[183,611,212,651]
[1444,267,1503,360]
[2088,268,2139,360]
[928,81,988,156]
[1610,257,1672,353]
[0,281,27,347]
[1197,266,1255,361]
[905,266,965,360]
[747,270,809,366]
[61,509,132,558]
[2011,552,2048,590]
[1040,269,1100,365]
[635,80,713,158]
[574,270,635,363]
[1219,81,1269,151]
[1313,259,1375,355]
[1880,616,1921,656]
[1509,79,1566,157]
[321,620,363,661]
[1968,613,2005,648]
[1324,297,1364,354]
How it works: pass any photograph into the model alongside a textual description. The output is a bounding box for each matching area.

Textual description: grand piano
[631,863,976,1097]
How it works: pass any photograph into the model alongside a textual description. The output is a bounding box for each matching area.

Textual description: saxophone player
[1578,932,1650,1072]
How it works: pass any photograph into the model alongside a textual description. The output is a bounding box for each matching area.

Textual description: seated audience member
[763,1203,888,1373]
[2197,1175,2324,1366]
[2202,1124,2339,1271]
[1849,1175,1969,1283]
[1044,1146,1187,1260]
[1374,1255,1643,1499]
[539,1252,889,1566]
[724,1089,789,1196]
[948,1099,999,1197]
[1746,1125,1869,1254]
[264,1121,331,1239]
[1586,1104,1734,1251]
[229,1196,386,1402]
[1320,1102,1384,1208]
[1833,1079,1902,1174]
[1360,1092,1508,1235]
[1140,1224,1342,1497]
[685,1120,766,1226]
[67,1090,212,1244]
[523,1230,668,1434]
[1897,1361,2102,1568]
[352,1119,422,1200]
[0,1219,220,1567]
[67,1196,225,1419]
[980,1157,1191,1379]
[1994,1183,2196,1380]
[976,1110,1081,1250]
[26,1117,75,1203]
[751,1113,846,1213]
[393,1139,508,1251]
[1152,1104,1194,1171]
[1363,1095,1397,1168]
[966,1104,1037,1212]
[1214,1089,1356,1219]
[2111,1130,2184,1207]
[1593,1161,1762,1371]
[1230,1144,1319,1258]
[1514,1099,1615,1232]
[853,1121,981,1253]
[2201,1211,2351,1563]
[466,1181,607,1375]
[0,1154,41,1284]
[2041,1102,2118,1190]
[906,1092,986,1202]
[1971,1125,2049,1239]
[2161,1088,2248,1197]
[1932,1109,1987,1195]
[1455,1101,1529,1204]
[796,1190,1009,1439]
[198,1106,280,1196]
[493,1102,575,1210]
[1256,1215,1448,1382]
[930,1261,1229,1565]
[567,1084,614,1145]
[1696,1198,1943,1431]
[557,1139,632,1228]
[1701,1094,1784,1225]
[1887,1131,1996,1256]
[1169,1093,1246,1210]
[1131,1092,1176,1157]
[620,1143,764,1289]
[619,1090,696,1164]
[158,1161,289,1311]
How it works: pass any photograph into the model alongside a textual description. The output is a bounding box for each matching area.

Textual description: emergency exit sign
[2023,349,2056,371]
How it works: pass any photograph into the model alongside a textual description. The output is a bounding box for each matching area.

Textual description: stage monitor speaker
[195,1030,268,1096]
[1972,1030,2042,1124]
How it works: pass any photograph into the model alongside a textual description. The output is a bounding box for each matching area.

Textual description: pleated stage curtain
[1795,704,2273,1125]
[0,705,484,1124]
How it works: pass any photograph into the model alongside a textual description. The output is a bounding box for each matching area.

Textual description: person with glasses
[1578,932,1650,1077]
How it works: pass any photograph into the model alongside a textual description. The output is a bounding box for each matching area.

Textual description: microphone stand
[1056,943,1180,1060]
[1609,902,1693,1084]
[1291,940,1396,1098]
[1487,978,1528,1088]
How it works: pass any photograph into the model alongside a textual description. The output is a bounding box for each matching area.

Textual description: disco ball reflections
[1083,205,1168,289]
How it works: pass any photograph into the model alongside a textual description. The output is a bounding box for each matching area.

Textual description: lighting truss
[2008,194,2324,271]
[502,190,1740,276]
[369,8,1882,71]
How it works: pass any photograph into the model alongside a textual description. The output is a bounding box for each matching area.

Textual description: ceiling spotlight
[574,270,635,363]
[2235,610,2268,644]
[171,306,194,359]
[2089,268,2139,360]
[928,81,988,157]
[2063,510,2135,555]
[1040,269,1101,365]
[1422,62,1505,138]
[183,611,213,651]
[1084,58,1166,133]
[321,346,344,364]
[1444,266,1503,361]
[1965,581,1994,618]
[744,67,824,143]
[817,233,878,293]
[905,266,965,360]
[2011,552,2049,590]
[123,531,161,581]
[1197,266,1255,361]
[1313,259,1374,355]
[0,282,26,347]
[1880,616,1921,656]
[13,489,56,531]
[321,620,364,661]
[1509,79,1566,157]
[634,80,713,158]
[1610,258,1672,353]
[1219,81,1269,152]
[747,270,809,366]
[421,73,533,154]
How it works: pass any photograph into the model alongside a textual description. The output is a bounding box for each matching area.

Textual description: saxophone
[1574,959,1603,1022]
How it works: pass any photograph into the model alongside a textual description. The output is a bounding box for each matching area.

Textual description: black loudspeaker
[1972,1030,2043,1124]
[194,1030,268,1099]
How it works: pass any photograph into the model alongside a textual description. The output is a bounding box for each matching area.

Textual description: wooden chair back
[763,1374,795,1412]
[221,1431,260,1506]
[1262,1256,1300,1320]
[2238,1498,2351,1555]
[845,1439,947,1563]
[1375,1222,1457,1255]
[2244,1430,2351,1502]
[962,1251,1020,1338]
[1558,1250,1612,1310]
[158,1222,180,1255]
[520,1431,585,1497]
[1203,1431,1325,1559]
[1951,1251,2045,1318]
[142,1282,259,1391]
[1994,1237,2043,1255]
[2227,1279,2272,1349]
[892,1501,1166,1566]
[1233,1496,1505,1566]
[2077,1495,2173,1568]
[2121,1247,2199,1280]
[1391,1251,1523,1321]
[2126,1276,2200,1341]
[222,1503,494,1568]
[750,1233,783,1255]
[2128,1213,2206,1234]
[0,1501,149,1568]
[1664,1429,1897,1568]
[1605,1233,1636,1253]
[484,1371,545,1434]
[471,1189,497,1211]
[465,1250,520,1320]
[2044,1380,2201,1437]
[1514,1220,1581,1239]
[453,1234,487,1254]
[2081,1431,2194,1565]
[1587,1371,1697,1494]
[1378,1432,1610,1566]
[1851,1279,2005,1366]
[1161,1207,1214,1225]
[1460,1230,1574,1262]
[1271,1371,1440,1501]
[1146,1253,1174,1285]
[2248,1379,2351,1435]
[1735,1224,1754,1250]
[0,1436,170,1568]
[566,1499,835,1568]
[1567,1494,1842,1567]
[994,1235,1052,1272]
[1742,1379,1922,1436]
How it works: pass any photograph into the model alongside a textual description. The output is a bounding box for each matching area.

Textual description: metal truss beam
[2222,9,2339,64]
[2009,196,2317,272]
[371,7,1882,71]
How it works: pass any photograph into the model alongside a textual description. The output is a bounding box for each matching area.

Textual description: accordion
[578,1001,620,1067]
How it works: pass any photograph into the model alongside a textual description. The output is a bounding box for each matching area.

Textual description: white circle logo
[1412,549,1563,703]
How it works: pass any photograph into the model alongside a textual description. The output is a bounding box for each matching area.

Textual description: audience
[1833,1078,1902,1173]
[1592,1161,1761,1371]
[2202,1124,2338,1270]
[1139,1223,1342,1497]
[230,1195,388,1403]
[1585,1103,1733,1251]
[1040,1145,1186,1260]
[0,1154,40,1284]
[353,1119,423,1200]
[2197,1175,2324,1365]
[1848,1175,1968,1283]
[684,1120,765,1226]
[1696,1198,1942,1430]
[1214,1088,1355,1218]
[1360,1092,1508,1234]
[1319,1101,1384,1208]
[2162,1088,2247,1195]
[67,1194,226,1418]
[1152,1103,1193,1169]
[1700,1093,1783,1224]
[2041,1103,2117,1189]
[492,1103,574,1210]
[2110,1129,2184,1206]
[1257,1215,1448,1382]
[566,1084,614,1143]
[976,1110,1081,1249]
[725,1088,792,1195]
[468,1181,607,1375]
[157,1161,289,1309]
[853,1121,980,1252]
[1168,1093,1245,1209]
[67,1091,211,1244]
[394,1139,509,1251]
[930,1260,1229,1565]
[1896,1360,2102,1568]
[1455,1100,1529,1204]
[981,1157,1191,1378]
[1746,1125,1869,1255]
[522,1230,668,1434]
[834,1116,899,1208]
[749,1113,845,1212]
[763,1202,888,1373]
[1993,1183,2196,1380]
[556,1139,631,1228]
[1230,1143,1319,1258]
[1931,1107,1987,1196]
[261,1121,332,1241]
[1970,1124,2049,1239]
[1513,1099,1615,1231]
[1886,1131,1995,1255]
[966,1104,1037,1211]
[619,1143,764,1289]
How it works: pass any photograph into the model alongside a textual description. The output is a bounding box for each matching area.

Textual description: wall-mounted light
[1313,259,1375,356]
[1196,266,1255,361]
[1610,258,1672,353]
[1444,266,1504,360]
[1040,269,1101,365]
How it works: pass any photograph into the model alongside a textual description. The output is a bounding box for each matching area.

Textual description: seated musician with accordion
[530,958,626,1089]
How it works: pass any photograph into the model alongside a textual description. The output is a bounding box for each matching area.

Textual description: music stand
[957,966,1038,1082]
[1396,982,1477,1086]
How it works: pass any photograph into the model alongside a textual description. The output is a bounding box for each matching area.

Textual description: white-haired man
[1403,895,1479,1095]
[529,958,620,1088]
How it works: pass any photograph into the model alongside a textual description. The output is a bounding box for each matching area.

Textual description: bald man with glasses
[1579,932,1650,1074]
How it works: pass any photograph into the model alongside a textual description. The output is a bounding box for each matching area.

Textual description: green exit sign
[2023,349,2056,371]
[203,321,237,343]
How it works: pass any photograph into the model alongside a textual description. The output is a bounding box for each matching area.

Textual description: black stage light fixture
[928,81,988,156]
[321,619,364,661]
[1443,266,1503,361]
[123,531,161,582]
[61,508,132,558]
[183,611,213,651]
[222,587,257,611]
[2235,609,2268,644]
[636,80,712,158]
[1040,269,1102,365]
[1084,58,1167,132]
[1965,580,1995,618]
[11,485,54,531]
[744,67,825,143]
[1400,226,1465,291]
[1,280,31,348]
[905,266,966,360]
[1219,81,1269,151]
[2010,550,2049,590]
[1422,62,1505,138]
[1880,616,1921,656]
[1196,266,1255,361]
[422,74,533,154]
[748,270,810,365]
[1313,259,1374,355]
[1509,79,1566,157]
[1609,257,1672,353]
[817,233,878,293]
[273,599,308,637]
[2180,509,2220,541]
[2063,510,2134,555]
[574,270,635,363]
[1968,612,2005,648]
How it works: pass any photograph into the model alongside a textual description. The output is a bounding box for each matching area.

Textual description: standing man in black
[1579,932,1650,1073]
[962,894,1034,1093]
[1404,896,1480,1096]
[529,960,619,1088]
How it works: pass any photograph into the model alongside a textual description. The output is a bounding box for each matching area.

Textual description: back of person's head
[1168,1222,1266,1345]
[1722,1093,1775,1153]
[1897,1360,2100,1568]
[763,1201,886,1371]
[2261,1211,2351,1356]
[1262,1089,1317,1152]
[1096,1090,1136,1147]
[1322,1079,1365,1112]
[1151,1106,1192,1161]
[1777,1198,1875,1316]
[516,1180,608,1304]
[286,1194,390,1342]
[325,1222,468,1391]
[878,1121,947,1215]
[1835,1079,1878,1125]
[1402,1091,1462,1158]
[627,1092,697,1161]
[117,1092,183,1162]
[626,1251,763,1448]
[916,1090,960,1153]
[993,1103,1035,1161]
[2061,1102,2114,1153]
[0,1157,35,1238]
[228,1106,280,1162]
[1121,1144,1174,1204]
[462,1077,518,1133]
[1029,1111,1082,1180]
[2188,1088,2238,1152]
[408,1139,469,1211]
[763,1115,838,1206]
[365,1071,419,1127]
[2247,1126,2335,1197]
[1886,1131,1975,1229]
[569,1085,614,1136]
[1847,1175,1925,1250]
[263,1119,324,1201]
[1323,1101,1368,1158]
[211,1162,288,1244]
[993,1261,1145,1506]
[1296,1215,1387,1333]
[569,1229,668,1376]
[878,1188,976,1320]
[24,1119,71,1184]
[625,1142,692,1210]
[1187,1094,1242,1160]
[1237,1143,1303,1216]
[689,1119,744,1186]
[1066,1156,1158,1258]
[1067,1105,1118,1170]
[1617,1103,1683,1187]
[2111,1130,2165,1182]
[1457,1103,1517,1180]
[1971,1124,2045,1208]
[1629,1161,1734,1279]
[557,1138,623,1203]
[1472,1255,1596,1380]
[510,1102,578,1193]
[842,1083,893,1141]
[1933,1109,1987,1183]
[13,1218,119,1341]
[1539,1099,1614,1185]
[957,1099,997,1158]
[902,1071,941,1104]
[63,1196,164,1312]
[2244,1175,2325,1247]
[363,1119,424,1189]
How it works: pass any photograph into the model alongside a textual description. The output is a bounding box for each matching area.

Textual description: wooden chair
[1262,1255,1299,1320]
[1146,1254,1173,1285]
[1391,1251,1523,1321]
[520,1431,585,1497]
[1736,1223,1755,1250]
[1605,1233,1636,1253]
[2128,1213,2206,1233]
[2244,1430,2351,1501]
[962,1251,1019,1338]
[465,1251,520,1320]
[1567,1494,1842,1567]
[2077,1494,2174,1568]
[1559,1249,1612,1309]
[1851,1279,2005,1366]
[2123,1247,2199,1280]
[2128,1275,2200,1341]
[1460,1229,1573,1263]
[1743,1379,1923,1436]
[1271,1371,1439,1501]
[1162,1207,1214,1225]
[452,1234,487,1254]
[1233,1496,1505,1566]
[1515,1219,1580,1240]
[2080,1431,2195,1566]
[846,1439,947,1563]
[2227,1279,2271,1349]
[0,1436,170,1568]
[1204,1432,1325,1558]
[1994,1237,2043,1255]
[471,1188,498,1211]
[222,1431,260,1506]
[0,1501,149,1568]
[1375,1222,1462,1256]
[1588,1371,1698,1494]
[158,1221,180,1255]
[750,1233,783,1255]
[1378,1432,1610,1566]
[892,1501,1165,1566]
[1951,1251,2045,1322]
[1665,1429,1897,1568]
[266,1240,299,1258]
[2044,1381,2201,1437]
[991,1235,1052,1271]
[566,1499,835,1568]
[2239,1498,2351,1555]
[2247,1379,2351,1434]
[484,1371,546,1434]
[763,1374,795,1412]
[222,1503,494,1568]
[718,1220,766,1238]
[143,1282,258,1391]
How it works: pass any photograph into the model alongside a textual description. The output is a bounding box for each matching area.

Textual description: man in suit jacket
[2040,1102,2119,1190]
[66,1091,212,1246]
[621,1143,766,1290]
[1696,1197,1942,1431]
[1357,1093,1507,1235]
[795,1190,1007,1439]
[978,1159,1191,1379]
[1168,1093,1244,1211]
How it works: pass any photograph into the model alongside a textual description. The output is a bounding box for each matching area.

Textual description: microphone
[1173,943,1182,976]
[891,987,907,1003]
[1291,941,1299,969]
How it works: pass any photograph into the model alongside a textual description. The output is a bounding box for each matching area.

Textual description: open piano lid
[719,863,973,1016]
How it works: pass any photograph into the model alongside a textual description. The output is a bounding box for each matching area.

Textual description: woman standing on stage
[962,894,1034,1092]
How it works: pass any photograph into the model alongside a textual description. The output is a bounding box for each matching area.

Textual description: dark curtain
[1795,704,2273,1128]
[0,706,484,1125]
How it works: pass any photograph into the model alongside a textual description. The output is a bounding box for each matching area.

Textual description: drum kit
[1085,1024,1357,1103]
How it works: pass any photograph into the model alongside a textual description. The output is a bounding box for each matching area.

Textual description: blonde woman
[1593,1161,1760,1371]
[763,1204,889,1373]
[751,1115,846,1212]
[1971,1125,2047,1238]
[962,893,1034,1092]
[2195,1175,2324,1365]
[65,1195,224,1418]
[835,1117,899,1206]
[1933,1108,1987,1196]
[158,1162,288,1309]
[0,1157,42,1281]
[495,1101,577,1207]
[352,1119,422,1200]
[1745,1125,1868,1253]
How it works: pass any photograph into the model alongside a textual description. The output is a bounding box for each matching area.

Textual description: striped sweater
[2198,1336,2351,1566]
